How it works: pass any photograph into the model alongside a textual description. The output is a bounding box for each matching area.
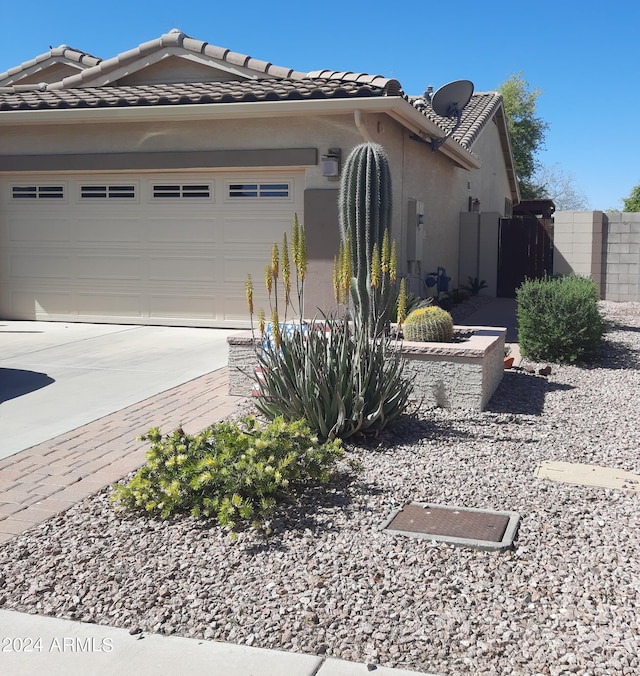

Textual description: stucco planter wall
[227,326,506,411]
[400,327,505,411]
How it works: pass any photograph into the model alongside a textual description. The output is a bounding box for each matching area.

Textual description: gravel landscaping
[0,301,638,675]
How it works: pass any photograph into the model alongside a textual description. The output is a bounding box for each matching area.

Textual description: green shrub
[255,315,413,441]
[516,274,604,363]
[403,306,455,343]
[111,416,343,535]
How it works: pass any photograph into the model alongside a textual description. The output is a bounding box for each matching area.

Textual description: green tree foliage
[622,183,640,211]
[499,72,548,199]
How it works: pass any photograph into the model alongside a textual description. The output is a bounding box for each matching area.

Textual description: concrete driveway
[0,321,238,460]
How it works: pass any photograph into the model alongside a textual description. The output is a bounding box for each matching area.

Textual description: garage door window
[153,184,212,199]
[228,182,290,199]
[81,185,136,199]
[12,185,65,199]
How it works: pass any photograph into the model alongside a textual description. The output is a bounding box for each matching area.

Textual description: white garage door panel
[76,255,144,280]
[149,217,219,244]
[148,294,216,320]
[8,216,72,243]
[9,253,74,279]
[11,291,73,317]
[76,217,142,243]
[0,172,303,327]
[76,292,143,317]
[148,256,218,282]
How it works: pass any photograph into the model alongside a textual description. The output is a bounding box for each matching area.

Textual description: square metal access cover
[379,502,520,551]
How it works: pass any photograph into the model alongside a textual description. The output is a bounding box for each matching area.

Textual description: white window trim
[225,180,292,202]
[9,183,67,203]
[77,182,139,203]
[151,183,214,201]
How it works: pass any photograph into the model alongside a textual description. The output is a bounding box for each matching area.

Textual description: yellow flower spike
[265,264,273,296]
[397,277,407,327]
[371,242,381,289]
[297,226,307,281]
[333,251,341,304]
[271,243,279,281]
[271,307,281,350]
[245,273,254,316]
[258,307,266,335]
[390,239,398,282]
[342,233,352,302]
[281,232,291,305]
[381,229,390,274]
[292,213,300,271]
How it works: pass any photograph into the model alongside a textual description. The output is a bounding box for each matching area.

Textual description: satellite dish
[426,79,474,151]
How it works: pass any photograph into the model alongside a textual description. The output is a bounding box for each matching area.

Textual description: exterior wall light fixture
[321,148,342,178]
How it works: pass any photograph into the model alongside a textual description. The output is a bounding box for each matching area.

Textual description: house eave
[0,96,481,170]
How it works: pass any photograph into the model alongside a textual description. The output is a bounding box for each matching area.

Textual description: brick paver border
[0,368,240,543]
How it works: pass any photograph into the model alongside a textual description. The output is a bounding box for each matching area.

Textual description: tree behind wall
[533,162,590,210]
[622,183,640,211]
[499,72,548,200]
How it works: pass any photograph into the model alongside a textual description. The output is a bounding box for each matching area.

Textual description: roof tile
[0,78,394,111]
[0,31,505,158]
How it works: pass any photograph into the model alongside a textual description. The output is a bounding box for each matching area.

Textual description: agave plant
[254,313,413,441]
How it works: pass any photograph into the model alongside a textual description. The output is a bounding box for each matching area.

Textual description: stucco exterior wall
[0,106,512,310]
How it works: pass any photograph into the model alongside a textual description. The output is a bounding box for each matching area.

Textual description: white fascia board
[0,96,480,169]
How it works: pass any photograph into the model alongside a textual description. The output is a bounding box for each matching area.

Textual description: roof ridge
[48,29,307,90]
[0,45,101,87]
[307,69,403,96]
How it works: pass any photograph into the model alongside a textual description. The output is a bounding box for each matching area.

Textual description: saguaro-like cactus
[338,142,394,338]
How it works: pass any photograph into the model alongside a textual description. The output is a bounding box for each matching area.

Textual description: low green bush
[111,416,343,535]
[516,274,604,363]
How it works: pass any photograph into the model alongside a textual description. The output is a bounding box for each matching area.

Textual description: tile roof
[0,29,506,157]
[0,45,101,86]
[409,91,503,148]
[51,29,308,88]
[0,78,391,111]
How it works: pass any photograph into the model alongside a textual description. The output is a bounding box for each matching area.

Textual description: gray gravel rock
[0,301,639,675]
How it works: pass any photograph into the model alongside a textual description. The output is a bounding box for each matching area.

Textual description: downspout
[354,110,372,142]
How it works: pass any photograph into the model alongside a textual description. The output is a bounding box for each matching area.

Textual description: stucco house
[0,29,518,328]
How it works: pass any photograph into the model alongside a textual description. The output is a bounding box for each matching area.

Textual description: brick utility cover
[380,502,520,551]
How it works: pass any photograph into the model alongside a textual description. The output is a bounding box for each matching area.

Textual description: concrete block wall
[554,211,640,301]
[553,211,604,294]
[603,212,640,301]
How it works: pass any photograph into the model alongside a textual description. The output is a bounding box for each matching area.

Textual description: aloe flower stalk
[390,240,397,283]
[397,277,407,328]
[282,232,291,315]
[245,274,254,316]
[271,308,281,350]
[371,242,381,289]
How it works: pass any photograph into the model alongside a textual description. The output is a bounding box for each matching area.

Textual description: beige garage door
[0,172,304,327]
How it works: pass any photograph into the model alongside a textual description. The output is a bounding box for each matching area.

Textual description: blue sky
[2,0,638,210]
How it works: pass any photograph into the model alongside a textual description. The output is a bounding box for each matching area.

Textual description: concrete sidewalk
[0,610,430,676]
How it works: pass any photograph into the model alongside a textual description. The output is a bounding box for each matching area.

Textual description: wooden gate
[497,200,554,298]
